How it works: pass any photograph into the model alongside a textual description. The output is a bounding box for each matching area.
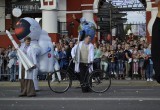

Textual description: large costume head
[15,17,41,42]
[78,17,96,41]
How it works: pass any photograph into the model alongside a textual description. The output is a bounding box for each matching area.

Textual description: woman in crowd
[138,44,145,80]
[100,46,109,77]
[132,46,139,75]
[94,43,102,69]
[144,44,153,81]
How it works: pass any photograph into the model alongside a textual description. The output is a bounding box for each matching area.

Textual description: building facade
[1,0,157,48]
[0,0,99,48]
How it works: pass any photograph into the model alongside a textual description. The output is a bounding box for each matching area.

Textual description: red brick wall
[67,13,82,37]
[67,0,81,11]
[48,33,59,43]
[66,0,97,38]
[0,34,20,48]
[0,33,58,48]
[5,19,12,31]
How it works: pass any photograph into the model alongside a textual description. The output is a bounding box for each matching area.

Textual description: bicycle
[47,59,111,93]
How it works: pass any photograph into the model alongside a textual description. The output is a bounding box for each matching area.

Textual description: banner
[112,0,136,5]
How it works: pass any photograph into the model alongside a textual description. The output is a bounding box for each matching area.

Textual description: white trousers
[52,62,61,81]
[33,68,39,90]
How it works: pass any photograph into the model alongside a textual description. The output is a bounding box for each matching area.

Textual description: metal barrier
[0,56,19,81]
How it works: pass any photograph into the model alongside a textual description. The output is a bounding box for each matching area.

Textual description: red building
[0,0,99,48]
[1,0,155,48]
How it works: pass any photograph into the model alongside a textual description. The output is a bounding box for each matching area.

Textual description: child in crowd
[108,50,117,78]
[132,46,139,75]
[100,47,109,77]
[138,44,145,80]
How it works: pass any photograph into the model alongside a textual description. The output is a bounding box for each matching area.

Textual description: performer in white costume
[7,17,54,96]
[19,37,36,97]
[17,18,42,92]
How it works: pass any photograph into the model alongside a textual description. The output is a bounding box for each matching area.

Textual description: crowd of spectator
[0,34,154,82]
[0,45,18,81]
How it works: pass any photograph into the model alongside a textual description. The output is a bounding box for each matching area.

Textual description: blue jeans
[10,65,16,81]
[109,62,116,73]
[117,60,124,74]
[145,64,153,79]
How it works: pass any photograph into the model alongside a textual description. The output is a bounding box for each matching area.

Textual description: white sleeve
[71,44,77,58]
[90,44,94,62]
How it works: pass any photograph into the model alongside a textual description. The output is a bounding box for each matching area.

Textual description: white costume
[18,18,54,90]
[38,30,54,73]
[19,42,40,80]
[5,17,54,96]
[71,41,94,73]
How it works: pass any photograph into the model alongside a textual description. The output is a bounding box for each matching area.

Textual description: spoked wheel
[88,70,111,93]
[47,70,72,93]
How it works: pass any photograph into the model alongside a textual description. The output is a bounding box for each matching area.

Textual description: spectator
[138,44,145,80]
[100,46,109,76]
[132,46,139,75]
[144,44,153,81]
[58,47,68,69]
[8,47,17,82]
[70,35,76,43]
[124,43,132,79]
[93,43,102,69]
[116,47,124,79]
[108,50,117,78]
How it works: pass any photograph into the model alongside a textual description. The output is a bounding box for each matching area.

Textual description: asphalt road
[0,81,160,110]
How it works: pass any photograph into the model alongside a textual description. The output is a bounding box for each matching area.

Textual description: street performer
[152,1,160,83]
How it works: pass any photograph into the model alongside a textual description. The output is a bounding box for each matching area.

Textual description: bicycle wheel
[88,69,111,93]
[48,70,72,93]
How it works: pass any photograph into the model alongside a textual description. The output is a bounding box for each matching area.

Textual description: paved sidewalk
[0,80,159,87]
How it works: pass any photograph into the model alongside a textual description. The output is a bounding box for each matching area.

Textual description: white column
[0,0,5,32]
[42,10,58,33]
[82,10,96,27]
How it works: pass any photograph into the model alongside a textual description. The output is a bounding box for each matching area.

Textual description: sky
[125,11,146,24]
[110,0,146,24]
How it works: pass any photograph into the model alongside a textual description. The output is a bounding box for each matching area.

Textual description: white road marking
[120,89,154,91]
[0,97,160,101]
